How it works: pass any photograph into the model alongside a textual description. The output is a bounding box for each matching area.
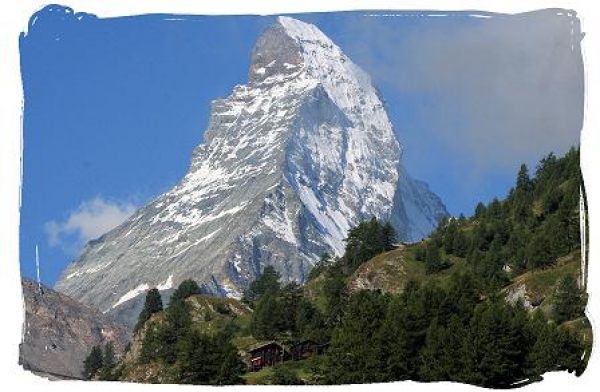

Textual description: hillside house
[248,342,286,371]
[288,340,320,360]
[248,340,327,371]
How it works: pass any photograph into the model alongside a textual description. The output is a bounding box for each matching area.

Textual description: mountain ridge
[54,16,447,322]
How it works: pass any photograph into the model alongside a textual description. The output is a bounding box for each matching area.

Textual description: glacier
[54,16,448,324]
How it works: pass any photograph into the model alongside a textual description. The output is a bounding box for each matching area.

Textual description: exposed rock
[19,278,130,379]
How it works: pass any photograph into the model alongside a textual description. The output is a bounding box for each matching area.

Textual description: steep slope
[55,17,447,319]
[19,278,130,379]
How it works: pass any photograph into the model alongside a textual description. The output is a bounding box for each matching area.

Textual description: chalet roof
[248,341,285,353]
[248,339,326,354]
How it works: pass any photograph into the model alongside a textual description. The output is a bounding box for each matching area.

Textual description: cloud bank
[45,196,137,255]
[337,10,584,174]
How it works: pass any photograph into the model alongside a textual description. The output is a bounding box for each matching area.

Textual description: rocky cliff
[55,17,447,322]
[19,278,130,379]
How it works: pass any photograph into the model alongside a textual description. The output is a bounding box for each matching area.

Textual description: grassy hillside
[86,147,589,387]
[347,244,473,294]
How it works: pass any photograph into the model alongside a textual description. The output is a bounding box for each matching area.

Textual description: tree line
[414,147,583,292]
[82,147,588,386]
[323,276,587,387]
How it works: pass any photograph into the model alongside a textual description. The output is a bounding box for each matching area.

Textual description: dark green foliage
[98,342,117,381]
[421,147,583,288]
[243,265,281,304]
[296,298,326,341]
[424,242,449,274]
[322,263,347,327]
[139,322,160,364]
[443,272,480,323]
[526,313,587,378]
[176,330,245,385]
[248,280,304,339]
[319,273,588,387]
[382,221,397,251]
[83,345,103,380]
[270,365,304,385]
[250,291,282,340]
[443,220,458,254]
[324,290,389,384]
[384,281,430,380]
[84,342,120,381]
[139,282,195,365]
[160,300,193,364]
[554,275,585,324]
[458,301,526,387]
[169,279,200,306]
[474,202,486,218]
[341,217,394,274]
[452,230,468,257]
[135,288,163,332]
[414,245,426,261]
[140,278,198,365]
[307,253,333,281]
[418,318,447,381]
[125,147,585,386]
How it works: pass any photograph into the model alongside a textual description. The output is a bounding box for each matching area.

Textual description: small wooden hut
[248,342,286,371]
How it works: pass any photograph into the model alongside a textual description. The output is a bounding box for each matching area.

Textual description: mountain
[54,16,447,321]
[19,278,130,379]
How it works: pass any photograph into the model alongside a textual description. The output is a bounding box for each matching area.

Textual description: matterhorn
[55,17,447,323]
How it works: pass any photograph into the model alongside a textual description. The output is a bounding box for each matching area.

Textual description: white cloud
[45,196,137,254]
[336,10,583,174]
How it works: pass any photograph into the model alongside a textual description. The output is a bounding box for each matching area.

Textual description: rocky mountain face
[54,17,447,323]
[19,278,130,379]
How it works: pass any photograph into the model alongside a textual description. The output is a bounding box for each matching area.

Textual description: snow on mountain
[54,16,448,323]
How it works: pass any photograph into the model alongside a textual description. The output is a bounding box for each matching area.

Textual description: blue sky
[19,6,583,286]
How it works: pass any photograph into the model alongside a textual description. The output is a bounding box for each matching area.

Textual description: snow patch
[157,274,174,291]
[111,283,150,309]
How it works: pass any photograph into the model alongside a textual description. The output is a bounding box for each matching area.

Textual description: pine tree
[342,217,386,273]
[296,299,325,340]
[176,330,245,384]
[324,290,388,384]
[382,221,397,251]
[243,265,281,304]
[474,202,486,218]
[418,318,447,381]
[452,230,468,257]
[384,281,429,380]
[157,296,194,364]
[83,345,104,380]
[525,320,560,379]
[139,322,160,364]
[554,275,584,324]
[250,291,281,340]
[516,164,532,193]
[98,342,116,381]
[441,315,469,382]
[169,279,200,306]
[458,301,525,388]
[443,220,458,254]
[425,243,448,274]
[135,288,163,332]
[323,264,347,327]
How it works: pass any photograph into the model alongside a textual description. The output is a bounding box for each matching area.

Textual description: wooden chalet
[248,342,286,371]
[248,340,328,371]
[288,340,320,360]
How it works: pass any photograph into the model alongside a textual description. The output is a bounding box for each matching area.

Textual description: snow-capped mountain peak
[55,17,447,325]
